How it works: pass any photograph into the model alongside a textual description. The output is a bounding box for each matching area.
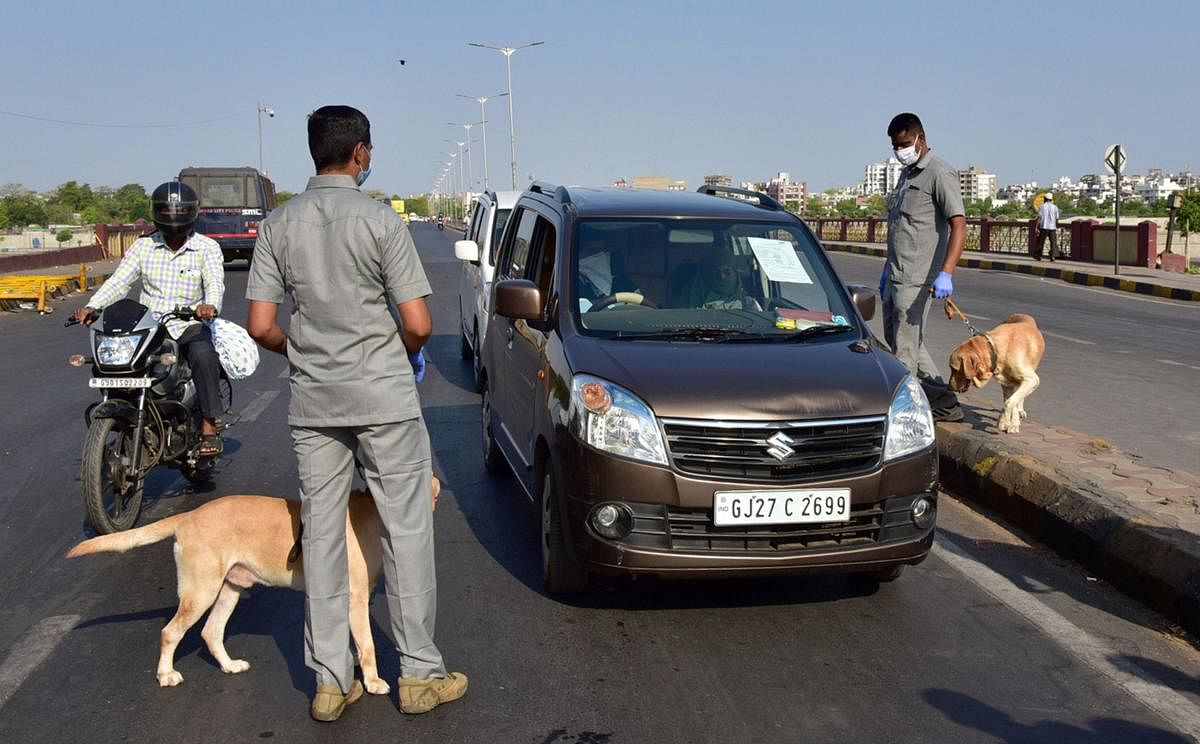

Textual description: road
[829,251,1200,474]
[0,224,1198,743]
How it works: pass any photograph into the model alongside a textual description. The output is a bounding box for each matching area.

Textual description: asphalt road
[828,251,1200,474]
[1,223,1199,743]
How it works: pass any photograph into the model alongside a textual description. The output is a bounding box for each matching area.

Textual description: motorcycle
[66,299,232,534]
[437,217,445,231]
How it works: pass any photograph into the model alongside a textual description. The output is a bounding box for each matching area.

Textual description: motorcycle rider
[436,211,445,230]
[73,181,227,457]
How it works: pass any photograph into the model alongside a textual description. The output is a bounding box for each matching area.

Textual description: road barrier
[0,266,92,313]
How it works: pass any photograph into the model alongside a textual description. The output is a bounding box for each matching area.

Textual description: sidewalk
[824,240,1200,302]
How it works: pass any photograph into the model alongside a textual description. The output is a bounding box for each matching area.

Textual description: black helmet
[150,181,199,239]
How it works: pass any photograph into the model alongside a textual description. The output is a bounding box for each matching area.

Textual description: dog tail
[66,512,187,558]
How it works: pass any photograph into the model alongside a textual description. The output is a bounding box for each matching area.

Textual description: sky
[2,0,1198,199]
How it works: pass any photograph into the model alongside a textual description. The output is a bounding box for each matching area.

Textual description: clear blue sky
[2,0,1197,197]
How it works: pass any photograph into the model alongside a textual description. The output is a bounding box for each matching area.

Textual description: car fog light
[911,496,935,528]
[589,503,633,540]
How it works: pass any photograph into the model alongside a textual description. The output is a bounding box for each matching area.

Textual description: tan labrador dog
[67,477,440,691]
[947,314,1045,434]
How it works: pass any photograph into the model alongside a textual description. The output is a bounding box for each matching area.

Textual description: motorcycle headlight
[883,374,936,461]
[95,335,140,367]
[569,374,667,465]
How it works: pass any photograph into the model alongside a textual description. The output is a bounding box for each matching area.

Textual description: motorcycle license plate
[713,489,851,527]
[89,378,153,389]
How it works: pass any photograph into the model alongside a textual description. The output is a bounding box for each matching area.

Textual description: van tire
[540,470,588,594]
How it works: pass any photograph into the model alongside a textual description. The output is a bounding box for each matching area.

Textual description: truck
[178,167,278,263]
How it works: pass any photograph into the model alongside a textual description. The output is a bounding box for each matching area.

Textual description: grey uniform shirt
[246,175,432,427]
[886,151,965,286]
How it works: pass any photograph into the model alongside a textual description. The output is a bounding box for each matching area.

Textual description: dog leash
[940,294,1000,374]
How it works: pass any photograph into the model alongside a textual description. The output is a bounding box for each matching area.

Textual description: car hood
[566,336,906,420]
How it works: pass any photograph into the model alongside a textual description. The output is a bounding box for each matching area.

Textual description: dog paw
[221,659,251,674]
[157,670,184,687]
[364,677,391,695]
[1019,409,1028,420]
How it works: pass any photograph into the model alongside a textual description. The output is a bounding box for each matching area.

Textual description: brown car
[480,183,938,593]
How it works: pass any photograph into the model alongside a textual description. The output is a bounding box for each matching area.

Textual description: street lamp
[457,92,507,190]
[467,41,545,189]
[445,141,465,196]
[256,103,275,174]
[447,122,482,193]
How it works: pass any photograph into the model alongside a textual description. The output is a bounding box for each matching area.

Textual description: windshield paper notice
[747,238,812,284]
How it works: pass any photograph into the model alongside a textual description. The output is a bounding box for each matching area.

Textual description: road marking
[1040,330,1097,345]
[0,615,81,710]
[934,538,1200,740]
[238,389,280,424]
[1157,359,1200,372]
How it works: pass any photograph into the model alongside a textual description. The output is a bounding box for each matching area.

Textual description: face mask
[356,167,371,187]
[894,137,921,167]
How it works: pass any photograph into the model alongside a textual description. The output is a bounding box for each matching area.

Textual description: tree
[0,201,9,229]
[56,228,73,246]
[53,181,96,211]
[2,193,48,227]
[405,196,430,216]
[784,200,801,214]
[276,191,296,204]
[865,195,887,216]
[1174,192,1200,263]
[834,198,861,217]
[111,184,150,222]
[804,196,827,217]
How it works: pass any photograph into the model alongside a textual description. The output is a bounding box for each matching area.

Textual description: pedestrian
[74,181,227,457]
[880,112,967,422]
[245,105,466,722]
[1034,192,1061,261]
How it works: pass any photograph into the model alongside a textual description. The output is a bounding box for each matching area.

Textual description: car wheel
[480,381,503,473]
[460,311,473,360]
[471,324,483,393]
[540,469,588,594]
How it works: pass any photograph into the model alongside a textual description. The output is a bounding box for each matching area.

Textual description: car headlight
[96,335,140,367]
[569,374,667,465]
[883,374,936,461]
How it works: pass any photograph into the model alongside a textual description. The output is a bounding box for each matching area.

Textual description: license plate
[713,489,852,527]
[89,378,153,389]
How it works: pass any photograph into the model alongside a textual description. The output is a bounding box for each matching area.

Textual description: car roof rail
[529,180,572,205]
[695,184,783,211]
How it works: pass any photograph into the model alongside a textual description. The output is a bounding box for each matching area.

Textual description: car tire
[480,380,503,474]
[460,311,473,360]
[540,469,588,595]
[471,324,483,393]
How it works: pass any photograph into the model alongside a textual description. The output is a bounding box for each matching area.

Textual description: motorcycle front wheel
[81,417,145,534]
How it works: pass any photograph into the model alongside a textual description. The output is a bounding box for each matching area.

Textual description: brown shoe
[311,680,364,722]
[397,672,469,714]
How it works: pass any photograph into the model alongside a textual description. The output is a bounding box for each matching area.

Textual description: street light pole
[457,93,507,190]
[468,41,544,190]
[256,103,274,174]
[447,122,481,193]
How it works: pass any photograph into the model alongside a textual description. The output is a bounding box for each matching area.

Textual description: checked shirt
[89,231,225,339]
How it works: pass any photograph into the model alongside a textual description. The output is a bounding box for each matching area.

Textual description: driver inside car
[673,245,762,311]
[577,225,639,312]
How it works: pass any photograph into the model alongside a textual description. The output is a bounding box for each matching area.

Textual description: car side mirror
[494,279,543,321]
[454,239,480,264]
[848,285,875,321]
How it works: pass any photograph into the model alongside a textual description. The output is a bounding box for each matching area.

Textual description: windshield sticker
[746,238,812,284]
[831,315,849,326]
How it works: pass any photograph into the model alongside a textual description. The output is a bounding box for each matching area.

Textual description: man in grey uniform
[880,112,966,421]
[246,105,466,721]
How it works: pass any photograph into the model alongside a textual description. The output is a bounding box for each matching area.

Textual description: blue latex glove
[408,350,426,383]
[878,265,889,295]
[933,271,954,299]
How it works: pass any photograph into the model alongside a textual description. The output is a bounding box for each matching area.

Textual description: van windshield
[573,219,858,339]
[197,176,258,208]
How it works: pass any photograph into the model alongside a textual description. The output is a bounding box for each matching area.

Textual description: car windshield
[573,218,858,340]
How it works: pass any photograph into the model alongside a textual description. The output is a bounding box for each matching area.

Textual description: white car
[455,190,519,389]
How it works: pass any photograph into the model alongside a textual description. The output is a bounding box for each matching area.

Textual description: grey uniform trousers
[292,418,446,692]
[882,280,942,382]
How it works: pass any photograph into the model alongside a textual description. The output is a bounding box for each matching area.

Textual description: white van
[455,190,519,389]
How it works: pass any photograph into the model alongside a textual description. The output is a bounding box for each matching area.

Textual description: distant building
[862,158,903,195]
[704,173,733,188]
[632,175,670,190]
[667,180,687,191]
[959,165,998,202]
[765,171,807,207]
[612,177,630,189]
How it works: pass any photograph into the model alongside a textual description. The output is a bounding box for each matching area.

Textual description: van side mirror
[494,279,543,321]
[454,239,480,264]
[847,285,875,321]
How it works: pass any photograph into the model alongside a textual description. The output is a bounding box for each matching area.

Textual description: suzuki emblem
[765,431,796,461]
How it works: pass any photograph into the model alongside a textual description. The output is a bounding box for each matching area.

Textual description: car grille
[661,416,886,483]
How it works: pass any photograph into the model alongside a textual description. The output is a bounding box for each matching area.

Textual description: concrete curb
[823,242,1200,302]
[936,423,1200,636]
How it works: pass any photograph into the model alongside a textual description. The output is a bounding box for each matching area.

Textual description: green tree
[0,200,9,229]
[834,198,861,217]
[53,181,96,211]
[55,228,73,245]
[81,205,108,225]
[2,193,48,227]
[112,184,150,222]
[276,191,296,204]
[1074,197,1100,216]
[1174,192,1200,261]
[804,196,827,217]
[45,203,75,225]
[405,196,430,216]
[784,200,801,214]
[864,195,887,216]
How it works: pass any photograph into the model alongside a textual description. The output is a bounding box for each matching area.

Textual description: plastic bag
[207,318,260,380]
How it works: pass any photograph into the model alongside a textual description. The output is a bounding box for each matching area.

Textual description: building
[667,180,687,192]
[765,172,807,207]
[632,176,670,190]
[959,165,998,202]
[612,177,630,189]
[1137,178,1184,203]
[704,174,733,188]
[862,158,903,195]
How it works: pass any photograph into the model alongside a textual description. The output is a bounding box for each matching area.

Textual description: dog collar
[981,333,1000,375]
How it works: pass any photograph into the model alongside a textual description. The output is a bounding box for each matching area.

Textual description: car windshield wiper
[613,326,750,341]
[717,324,856,343]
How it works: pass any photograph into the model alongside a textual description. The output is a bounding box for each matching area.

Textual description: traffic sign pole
[1114,145,1121,276]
